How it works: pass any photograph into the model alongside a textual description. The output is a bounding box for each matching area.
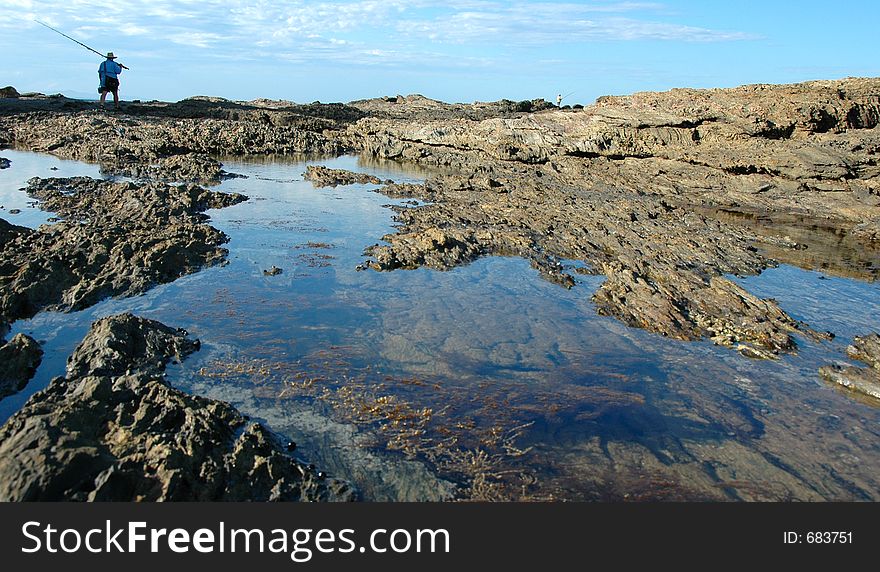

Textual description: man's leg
[99,90,107,109]
[112,89,119,109]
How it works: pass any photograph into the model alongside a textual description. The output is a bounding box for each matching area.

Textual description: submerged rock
[263,265,283,276]
[0,333,43,401]
[0,313,355,501]
[820,333,880,400]
[0,156,9,169]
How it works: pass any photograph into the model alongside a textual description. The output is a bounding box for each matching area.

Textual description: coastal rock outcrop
[303,165,386,187]
[820,333,880,399]
[0,177,247,334]
[0,313,355,501]
[350,79,879,357]
[1,106,351,183]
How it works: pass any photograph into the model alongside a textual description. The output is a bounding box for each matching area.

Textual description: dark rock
[0,157,10,169]
[0,86,19,98]
[0,218,29,243]
[0,333,43,401]
[0,313,356,501]
[263,265,283,276]
[0,177,247,329]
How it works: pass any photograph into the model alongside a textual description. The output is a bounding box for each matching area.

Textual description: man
[98,52,123,110]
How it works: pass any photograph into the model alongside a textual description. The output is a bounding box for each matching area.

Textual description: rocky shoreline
[0,176,247,338]
[0,313,355,501]
[1,78,879,500]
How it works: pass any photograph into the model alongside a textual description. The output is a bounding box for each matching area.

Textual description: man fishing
[98,52,123,110]
[35,21,130,110]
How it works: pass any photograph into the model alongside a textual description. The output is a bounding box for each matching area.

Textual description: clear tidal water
[2,148,880,501]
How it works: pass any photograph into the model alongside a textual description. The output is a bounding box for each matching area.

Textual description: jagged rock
[0,177,247,330]
[0,218,28,243]
[0,86,20,98]
[0,333,43,401]
[820,333,880,399]
[3,78,879,358]
[0,102,355,183]
[303,165,385,187]
[847,333,880,369]
[0,157,10,169]
[0,313,355,501]
[346,79,880,357]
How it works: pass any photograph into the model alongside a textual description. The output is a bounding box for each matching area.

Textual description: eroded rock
[820,333,880,400]
[0,177,247,332]
[1,108,351,184]
[0,313,355,501]
[303,165,386,187]
[349,79,880,357]
[0,333,43,401]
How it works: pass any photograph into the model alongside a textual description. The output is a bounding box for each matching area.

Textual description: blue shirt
[98,59,122,84]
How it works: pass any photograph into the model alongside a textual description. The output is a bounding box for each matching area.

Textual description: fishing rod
[34,20,130,69]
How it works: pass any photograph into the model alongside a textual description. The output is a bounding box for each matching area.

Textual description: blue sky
[1,1,877,104]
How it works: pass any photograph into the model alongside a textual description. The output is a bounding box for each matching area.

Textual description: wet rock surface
[820,333,880,399]
[0,177,247,334]
[303,165,387,187]
[0,156,9,169]
[0,333,42,401]
[350,78,880,356]
[0,313,355,501]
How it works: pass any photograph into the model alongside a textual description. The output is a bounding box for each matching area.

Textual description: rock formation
[0,313,355,501]
[303,165,387,187]
[820,333,880,399]
[348,79,879,357]
[0,333,42,401]
[0,177,247,336]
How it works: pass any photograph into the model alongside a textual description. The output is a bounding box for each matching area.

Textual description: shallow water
[2,149,880,500]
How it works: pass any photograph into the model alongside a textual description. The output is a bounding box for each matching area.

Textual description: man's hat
[106,52,116,59]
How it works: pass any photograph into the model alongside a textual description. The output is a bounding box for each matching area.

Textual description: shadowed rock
[0,333,42,401]
[0,313,356,501]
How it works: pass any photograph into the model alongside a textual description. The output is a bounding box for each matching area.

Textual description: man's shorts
[101,77,120,93]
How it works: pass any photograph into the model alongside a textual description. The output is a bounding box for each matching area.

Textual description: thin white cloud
[1,0,755,68]
[169,31,224,48]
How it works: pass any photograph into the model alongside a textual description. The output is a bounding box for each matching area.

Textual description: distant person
[98,52,123,110]
[556,94,562,106]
